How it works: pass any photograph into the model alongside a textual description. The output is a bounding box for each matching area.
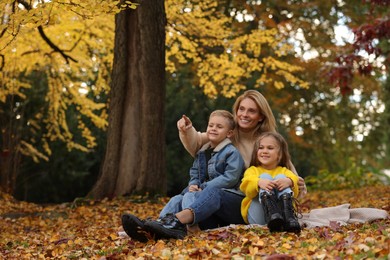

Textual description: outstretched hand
[177,115,192,132]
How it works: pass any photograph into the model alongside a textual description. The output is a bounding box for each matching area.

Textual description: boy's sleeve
[188,159,200,186]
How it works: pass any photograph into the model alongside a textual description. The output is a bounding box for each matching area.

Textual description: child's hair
[209,110,236,130]
[250,131,291,168]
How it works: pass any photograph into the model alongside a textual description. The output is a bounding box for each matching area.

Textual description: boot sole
[122,214,149,242]
[285,223,301,234]
[268,213,284,232]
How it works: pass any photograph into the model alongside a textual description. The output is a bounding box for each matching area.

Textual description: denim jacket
[188,138,245,190]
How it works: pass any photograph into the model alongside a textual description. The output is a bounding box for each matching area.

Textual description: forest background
[0,0,389,203]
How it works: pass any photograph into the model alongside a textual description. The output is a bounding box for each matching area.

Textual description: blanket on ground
[118,204,389,238]
[205,204,388,232]
[298,203,388,228]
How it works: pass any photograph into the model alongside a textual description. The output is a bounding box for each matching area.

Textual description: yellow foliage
[19,140,49,162]
[0,0,124,160]
[165,0,309,98]
[1,0,309,162]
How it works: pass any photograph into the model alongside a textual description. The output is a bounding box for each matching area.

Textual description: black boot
[122,214,149,242]
[260,192,284,232]
[280,193,301,233]
[122,214,162,242]
[144,213,187,239]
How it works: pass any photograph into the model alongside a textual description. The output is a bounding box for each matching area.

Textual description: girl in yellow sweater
[240,132,300,233]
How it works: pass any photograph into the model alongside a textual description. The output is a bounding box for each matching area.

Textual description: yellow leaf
[109,233,118,240]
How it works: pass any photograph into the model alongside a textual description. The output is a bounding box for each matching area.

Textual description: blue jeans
[159,194,183,218]
[247,173,292,225]
[185,187,245,230]
[182,191,197,209]
[159,187,192,218]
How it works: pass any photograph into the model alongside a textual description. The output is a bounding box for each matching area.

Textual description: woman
[179,90,302,174]
[122,90,306,240]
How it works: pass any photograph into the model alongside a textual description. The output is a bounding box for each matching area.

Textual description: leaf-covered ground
[0,185,389,259]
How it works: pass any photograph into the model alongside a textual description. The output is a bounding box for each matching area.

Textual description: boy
[122,110,245,241]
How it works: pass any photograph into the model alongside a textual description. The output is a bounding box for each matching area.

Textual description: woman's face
[236,98,264,132]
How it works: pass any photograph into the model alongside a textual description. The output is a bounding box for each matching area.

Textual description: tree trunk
[88,0,166,199]
[0,104,22,194]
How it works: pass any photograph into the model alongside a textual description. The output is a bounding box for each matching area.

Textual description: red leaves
[353,18,390,56]
[207,230,232,240]
[327,62,353,95]
[328,1,389,95]
[364,0,390,5]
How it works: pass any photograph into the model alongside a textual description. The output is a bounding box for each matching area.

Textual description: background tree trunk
[0,102,22,194]
[88,0,166,199]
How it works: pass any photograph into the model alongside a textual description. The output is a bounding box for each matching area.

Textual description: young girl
[240,132,301,233]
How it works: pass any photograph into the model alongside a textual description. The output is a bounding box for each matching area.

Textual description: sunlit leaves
[165,0,309,98]
[0,185,388,258]
[0,0,121,161]
[1,0,309,163]
[19,140,48,162]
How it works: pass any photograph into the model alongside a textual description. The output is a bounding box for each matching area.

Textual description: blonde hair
[209,110,235,130]
[251,132,291,168]
[231,90,277,142]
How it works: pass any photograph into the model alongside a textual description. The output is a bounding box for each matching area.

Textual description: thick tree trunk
[88,0,166,199]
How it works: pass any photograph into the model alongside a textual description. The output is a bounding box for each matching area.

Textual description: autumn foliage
[328,0,389,95]
[1,0,310,195]
[0,185,389,259]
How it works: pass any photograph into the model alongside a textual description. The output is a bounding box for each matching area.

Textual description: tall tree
[88,1,167,198]
[0,0,122,193]
[1,0,307,198]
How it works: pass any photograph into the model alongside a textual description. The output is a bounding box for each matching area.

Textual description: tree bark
[88,0,166,199]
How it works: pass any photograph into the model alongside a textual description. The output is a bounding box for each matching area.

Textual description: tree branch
[17,0,78,64]
[37,26,78,63]
[0,54,4,71]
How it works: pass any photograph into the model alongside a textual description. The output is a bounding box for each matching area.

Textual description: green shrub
[305,163,388,191]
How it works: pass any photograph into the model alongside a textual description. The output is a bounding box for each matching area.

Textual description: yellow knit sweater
[240,166,300,224]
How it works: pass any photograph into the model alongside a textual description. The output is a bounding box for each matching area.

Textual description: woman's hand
[298,176,307,197]
[177,115,192,132]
